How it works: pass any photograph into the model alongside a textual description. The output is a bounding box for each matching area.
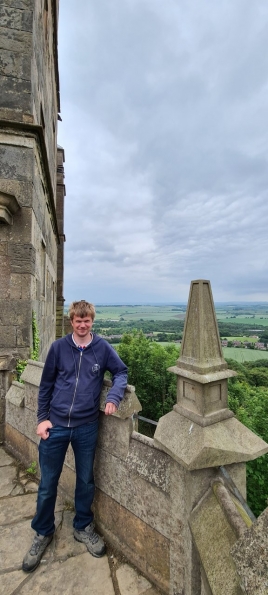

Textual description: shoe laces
[29,535,43,555]
[85,524,99,545]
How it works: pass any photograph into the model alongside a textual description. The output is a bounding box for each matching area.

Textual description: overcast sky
[58,0,268,304]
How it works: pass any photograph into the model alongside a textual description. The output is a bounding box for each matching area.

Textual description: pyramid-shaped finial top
[178,280,227,374]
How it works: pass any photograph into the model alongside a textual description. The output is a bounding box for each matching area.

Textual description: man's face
[71,315,93,338]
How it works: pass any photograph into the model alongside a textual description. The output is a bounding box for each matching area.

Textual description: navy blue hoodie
[37,333,128,427]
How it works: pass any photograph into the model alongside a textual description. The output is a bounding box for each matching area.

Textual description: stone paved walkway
[0,447,160,595]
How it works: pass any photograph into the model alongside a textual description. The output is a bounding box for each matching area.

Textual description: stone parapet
[3,279,268,594]
[0,355,16,443]
[231,506,268,594]
[189,482,247,595]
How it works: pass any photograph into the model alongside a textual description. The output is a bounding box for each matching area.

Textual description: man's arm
[37,344,58,426]
[105,345,128,412]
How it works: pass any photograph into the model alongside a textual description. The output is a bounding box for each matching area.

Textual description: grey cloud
[58,0,268,303]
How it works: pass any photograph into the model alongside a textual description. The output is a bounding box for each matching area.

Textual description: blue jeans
[31,421,99,536]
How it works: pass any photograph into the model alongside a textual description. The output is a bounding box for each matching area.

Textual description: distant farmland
[223,347,268,363]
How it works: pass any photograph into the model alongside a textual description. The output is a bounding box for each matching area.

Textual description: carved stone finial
[168,280,236,426]
[179,279,227,374]
[154,279,268,469]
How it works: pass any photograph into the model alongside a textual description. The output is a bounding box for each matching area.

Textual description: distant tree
[116,331,179,421]
[227,360,268,516]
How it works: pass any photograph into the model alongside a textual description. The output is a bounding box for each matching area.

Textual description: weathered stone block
[5,381,25,406]
[126,433,170,492]
[8,243,35,274]
[0,25,32,53]
[5,423,38,471]
[21,360,43,388]
[1,0,33,9]
[24,383,38,411]
[190,488,241,595]
[16,325,30,347]
[94,489,170,594]
[122,468,171,537]
[0,242,8,255]
[0,75,31,110]
[24,406,38,443]
[0,49,31,79]
[0,144,33,181]
[0,7,33,33]
[0,324,16,348]
[97,413,133,460]
[0,106,24,121]
[95,444,171,537]
[0,403,5,426]
[6,398,25,434]
[231,506,268,595]
[9,273,32,300]
[94,448,126,503]
[9,207,31,243]
[0,255,10,298]
[0,299,31,326]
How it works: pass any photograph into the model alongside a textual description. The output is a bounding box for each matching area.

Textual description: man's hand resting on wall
[105,402,118,415]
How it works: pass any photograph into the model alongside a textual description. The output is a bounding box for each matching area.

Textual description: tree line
[115,331,268,517]
[64,315,268,342]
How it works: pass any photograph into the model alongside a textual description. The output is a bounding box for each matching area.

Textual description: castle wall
[0,0,61,359]
[0,0,63,440]
[55,146,65,339]
[5,362,248,595]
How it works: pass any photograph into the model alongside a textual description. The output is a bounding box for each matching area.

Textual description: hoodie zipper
[68,350,83,427]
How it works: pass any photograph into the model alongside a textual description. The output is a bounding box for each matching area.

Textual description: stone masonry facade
[0,0,65,440]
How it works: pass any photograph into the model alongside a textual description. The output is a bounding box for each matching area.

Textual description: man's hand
[105,402,118,416]
[37,420,52,440]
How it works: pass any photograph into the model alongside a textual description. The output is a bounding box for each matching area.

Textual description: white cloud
[58,0,268,303]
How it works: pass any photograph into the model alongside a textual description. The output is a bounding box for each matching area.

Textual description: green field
[223,336,259,343]
[223,347,268,363]
[94,305,186,321]
[64,303,268,323]
[64,304,268,344]
[217,315,268,327]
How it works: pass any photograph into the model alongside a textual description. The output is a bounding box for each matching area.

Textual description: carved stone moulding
[0,191,20,224]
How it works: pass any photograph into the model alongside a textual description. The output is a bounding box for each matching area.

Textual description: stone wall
[5,361,257,595]
[0,0,60,363]
[55,146,65,339]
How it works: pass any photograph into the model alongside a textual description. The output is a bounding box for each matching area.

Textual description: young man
[22,300,127,573]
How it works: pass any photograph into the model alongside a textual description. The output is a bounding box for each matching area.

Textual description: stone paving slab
[54,510,88,559]
[19,553,115,595]
[0,493,37,525]
[0,449,14,466]
[0,447,162,595]
[0,466,17,497]
[116,564,160,595]
[1,519,45,571]
[0,568,26,595]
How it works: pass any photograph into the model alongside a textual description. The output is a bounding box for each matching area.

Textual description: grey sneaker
[22,533,53,572]
[74,522,106,557]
